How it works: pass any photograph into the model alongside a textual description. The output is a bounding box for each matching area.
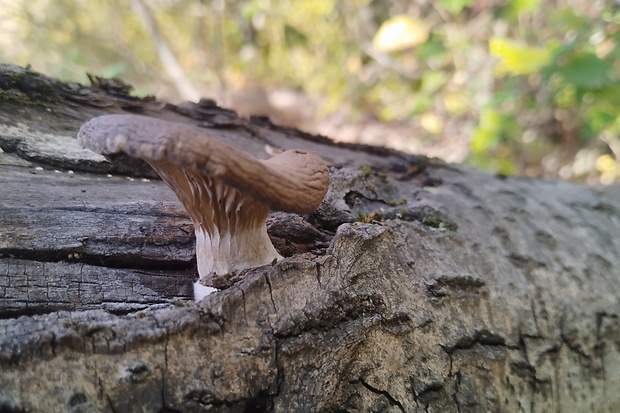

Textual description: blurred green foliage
[470,5,620,182]
[0,0,618,183]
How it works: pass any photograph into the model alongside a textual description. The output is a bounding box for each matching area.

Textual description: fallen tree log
[0,64,619,413]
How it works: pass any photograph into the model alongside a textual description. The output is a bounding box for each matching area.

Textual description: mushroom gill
[152,159,281,278]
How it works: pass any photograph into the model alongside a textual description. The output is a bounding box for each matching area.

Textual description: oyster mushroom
[78,114,329,300]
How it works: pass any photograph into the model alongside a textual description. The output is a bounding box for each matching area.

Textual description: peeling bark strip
[1,64,620,412]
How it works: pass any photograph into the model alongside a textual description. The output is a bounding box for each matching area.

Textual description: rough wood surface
[1,64,620,413]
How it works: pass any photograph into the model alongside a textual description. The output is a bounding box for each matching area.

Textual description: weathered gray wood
[0,165,197,314]
[0,259,195,316]
[1,165,195,261]
[1,64,620,413]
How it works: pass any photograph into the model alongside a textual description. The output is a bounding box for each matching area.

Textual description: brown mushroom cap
[78,114,329,213]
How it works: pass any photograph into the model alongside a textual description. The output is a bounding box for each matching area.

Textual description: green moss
[358,165,388,182]
[2,66,59,105]
[388,198,407,206]
[0,90,52,108]
[358,165,373,177]
[442,221,457,231]
[356,211,384,223]
[422,217,441,228]
[422,216,457,230]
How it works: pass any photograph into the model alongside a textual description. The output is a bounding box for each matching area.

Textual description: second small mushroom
[78,114,329,300]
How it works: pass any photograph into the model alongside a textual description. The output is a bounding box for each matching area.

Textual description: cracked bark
[1,64,620,412]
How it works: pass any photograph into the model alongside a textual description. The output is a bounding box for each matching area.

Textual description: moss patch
[422,216,457,230]
[356,211,384,223]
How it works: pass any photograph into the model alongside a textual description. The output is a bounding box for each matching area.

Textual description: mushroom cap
[78,114,329,213]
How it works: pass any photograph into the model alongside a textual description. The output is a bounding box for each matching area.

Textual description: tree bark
[1,64,619,413]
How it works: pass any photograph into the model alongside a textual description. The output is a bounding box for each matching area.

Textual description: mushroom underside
[151,159,283,285]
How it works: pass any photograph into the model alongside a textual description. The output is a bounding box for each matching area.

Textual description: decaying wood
[1,64,620,412]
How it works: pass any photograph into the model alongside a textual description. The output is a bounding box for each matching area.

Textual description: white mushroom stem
[195,225,282,276]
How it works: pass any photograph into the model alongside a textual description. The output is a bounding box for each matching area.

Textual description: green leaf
[558,53,612,89]
[439,0,474,15]
[507,0,540,17]
[549,8,588,31]
[102,62,127,78]
[490,38,552,76]
[284,25,308,47]
[471,109,502,154]
[421,71,449,93]
[416,34,448,62]
[495,158,518,175]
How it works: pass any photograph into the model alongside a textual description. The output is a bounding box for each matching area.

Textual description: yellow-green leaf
[471,108,502,154]
[373,15,431,53]
[420,112,444,134]
[490,37,551,76]
[444,92,469,115]
[439,0,474,15]
[509,0,541,16]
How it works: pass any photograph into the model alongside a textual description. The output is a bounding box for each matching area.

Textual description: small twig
[130,0,201,102]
